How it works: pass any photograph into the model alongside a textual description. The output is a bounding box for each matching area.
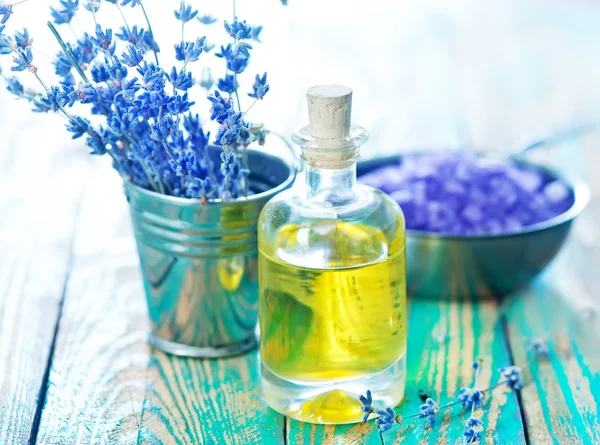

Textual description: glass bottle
[258,85,407,424]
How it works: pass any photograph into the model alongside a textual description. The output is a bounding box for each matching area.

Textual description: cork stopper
[307,85,352,139]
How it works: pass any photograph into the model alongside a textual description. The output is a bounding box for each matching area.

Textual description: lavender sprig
[358,358,526,442]
[1,0,275,201]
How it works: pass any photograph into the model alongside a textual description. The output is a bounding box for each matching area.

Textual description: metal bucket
[125,148,296,357]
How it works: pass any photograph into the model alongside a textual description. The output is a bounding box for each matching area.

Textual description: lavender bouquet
[0,0,275,201]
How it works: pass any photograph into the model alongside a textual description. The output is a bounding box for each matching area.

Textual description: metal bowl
[358,155,590,300]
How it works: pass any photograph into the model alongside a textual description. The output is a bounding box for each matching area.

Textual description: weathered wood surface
[1,1,600,444]
[0,109,93,445]
[503,136,600,445]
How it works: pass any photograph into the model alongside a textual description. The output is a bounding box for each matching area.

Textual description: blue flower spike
[375,407,398,433]
[463,427,482,444]
[466,417,483,429]
[90,24,113,51]
[248,72,269,99]
[208,90,232,123]
[528,338,550,359]
[358,390,373,423]
[224,19,253,40]
[50,0,80,25]
[121,44,144,66]
[217,74,237,94]
[83,0,101,13]
[174,37,206,64]
[6,76,24,96]
[500,366,523,390]
[463,414,484,444]
[0,3,14,24]
[174,1,198,23]
[458,387,485,410]
[14,28,32,48]
[12,46,34,72]
[419,398,440,428]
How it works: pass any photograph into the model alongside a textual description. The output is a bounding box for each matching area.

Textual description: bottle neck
[305,162,357,200]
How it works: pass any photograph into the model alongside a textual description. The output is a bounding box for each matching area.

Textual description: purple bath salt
[359,152,575,235]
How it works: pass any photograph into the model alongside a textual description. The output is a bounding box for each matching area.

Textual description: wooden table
[1,124,599,445]
[1,2,600,444]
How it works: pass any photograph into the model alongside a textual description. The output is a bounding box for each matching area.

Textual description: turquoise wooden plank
[502,138,600,445]
[287,299,525,444]
[35,171,151,445]
[138,351,283,445]
[503,279,600,444]
[0,115,92,444]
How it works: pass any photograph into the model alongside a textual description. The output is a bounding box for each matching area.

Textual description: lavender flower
[463,427,482,444]
[143,31,160,53]
[252,25,263,42]
[217,74,237,94]
[121,77,140,101]
[11,46,33,72]
[224,19,253,40]
[199,67,214,90]
[226,52,249,74]
[418,398,439,428]
[528,338,550,358]
[1,0,274,201]
[59,82,97,106]
[208,90,232,123]
[466,417,483,429]
[14,28,32,48]
[174,1,198,23]
[358,390,374,423]
[66,116,91,139]
[0,3,13,24]
[168,67,193,91]
[500,366,523,390]
[86,129,107,155]
[33,86,61,112]
[215,111,243,146]
[150,117,173,141]
[375,408,397,433]
[91,62,110,82]
[121,44,144,66]
[90,25,113,51]
[6,76,23,95]
[83,0,101,13]
[166,93,193,114]
[458,388,485,410]
[174,37,205,64]
[0,32,12,55]
[197,14,217,25]
[215,43,234,60]
[248,72,269,99]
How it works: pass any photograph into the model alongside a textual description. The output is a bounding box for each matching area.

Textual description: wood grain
[34,169,152,445]
[138,351,283,445]
[0,114,92,445]
[502,136,600,445]
[286,299,526,445]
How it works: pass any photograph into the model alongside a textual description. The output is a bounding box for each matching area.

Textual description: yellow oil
[259,222,407,387]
